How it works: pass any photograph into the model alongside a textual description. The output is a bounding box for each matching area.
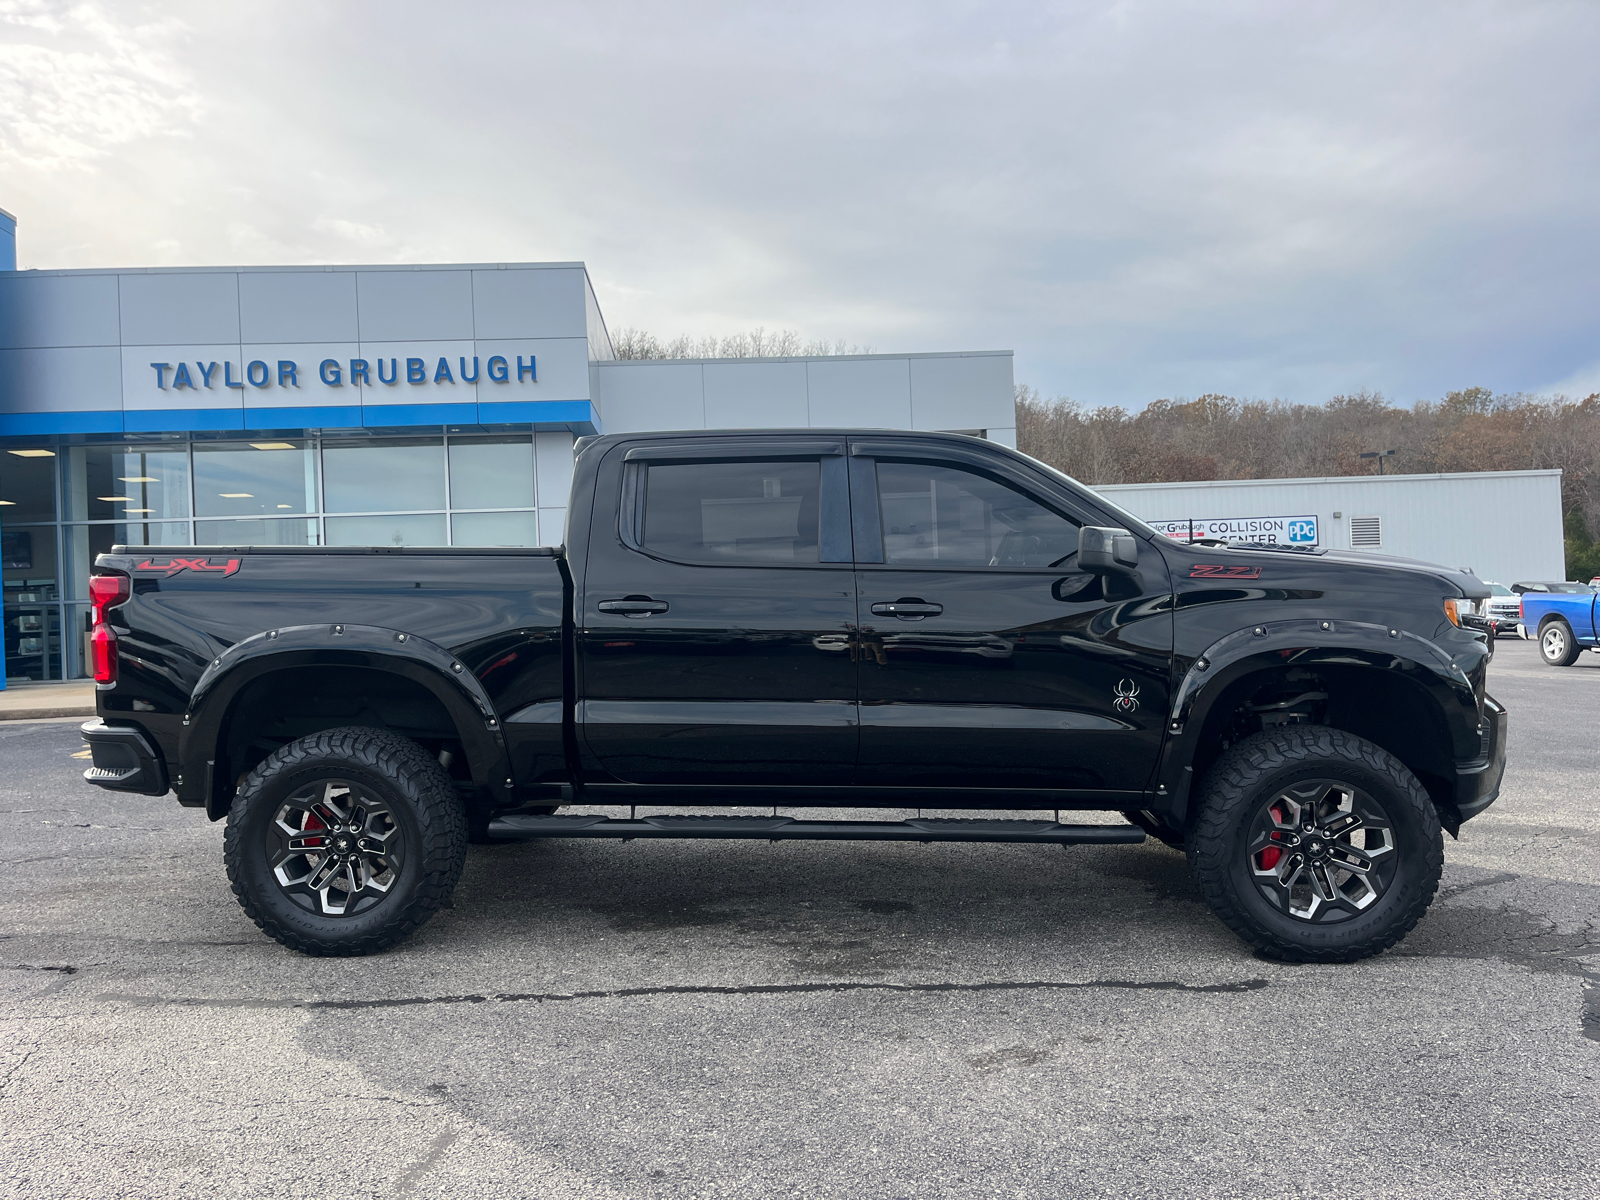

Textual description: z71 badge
[134,556,241,578]
[1189,563,1263,579]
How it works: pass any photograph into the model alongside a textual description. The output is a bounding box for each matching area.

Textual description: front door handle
[598,596,669,617]
[870,599,943,620]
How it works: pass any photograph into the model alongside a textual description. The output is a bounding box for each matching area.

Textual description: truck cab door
[848,442,1174,797]
[577,439,858,787]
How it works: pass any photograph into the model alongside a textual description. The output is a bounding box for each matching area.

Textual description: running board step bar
[486,814,1146,845]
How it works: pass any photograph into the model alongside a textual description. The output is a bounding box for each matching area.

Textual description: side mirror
[1079,526,1139,574]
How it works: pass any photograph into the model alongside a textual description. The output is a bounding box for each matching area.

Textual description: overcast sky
[2,0,1597,408]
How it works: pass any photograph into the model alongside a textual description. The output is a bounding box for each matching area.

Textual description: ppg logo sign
[1152,514,1320,546]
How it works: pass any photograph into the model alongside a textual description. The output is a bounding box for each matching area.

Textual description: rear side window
[641,460,821,563]
[876,461,1080,568]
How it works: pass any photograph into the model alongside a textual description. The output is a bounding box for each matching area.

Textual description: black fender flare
[1155,617,1479,821]
[179,623,512,818]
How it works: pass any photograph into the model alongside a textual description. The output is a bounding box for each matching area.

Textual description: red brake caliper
[302,811,325,847]
[1258,804,1284,870]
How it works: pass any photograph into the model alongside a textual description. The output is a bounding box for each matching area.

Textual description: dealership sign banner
[148,354,536,392]
[1150,514,1319,545]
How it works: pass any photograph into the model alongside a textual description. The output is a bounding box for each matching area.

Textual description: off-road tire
[224,727,468,956]
[1539,619,1582,667]
[1187,725,1443,963]
[1122,809,1186,849]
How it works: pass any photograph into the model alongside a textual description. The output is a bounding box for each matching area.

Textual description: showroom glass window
[0,431,570,678]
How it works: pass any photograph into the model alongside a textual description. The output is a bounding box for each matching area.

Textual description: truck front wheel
[1187,726,1443,963]
[1539,619,1582,666]
[223,727,468,956]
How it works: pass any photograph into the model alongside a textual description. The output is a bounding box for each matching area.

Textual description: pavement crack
[97,976,1270,1011]
[1440,871,1519,899]
[0,964,77,974]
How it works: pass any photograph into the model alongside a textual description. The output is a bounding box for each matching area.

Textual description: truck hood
[1219,545,1492,599]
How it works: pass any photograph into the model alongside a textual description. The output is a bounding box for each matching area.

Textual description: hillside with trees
[600,327,1598,579]
[1017,387,1600,581]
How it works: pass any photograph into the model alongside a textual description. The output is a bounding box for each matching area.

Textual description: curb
[0,705,96,722]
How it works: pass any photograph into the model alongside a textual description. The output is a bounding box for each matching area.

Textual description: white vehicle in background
[1481,583,1522,637]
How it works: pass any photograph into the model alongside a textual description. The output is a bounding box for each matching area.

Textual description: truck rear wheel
[1187,726,1443,963]
[1539,619,1582,666]
[223,727,468,956]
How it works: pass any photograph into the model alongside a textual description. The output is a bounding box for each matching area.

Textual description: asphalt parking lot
[3,636,1598,1199]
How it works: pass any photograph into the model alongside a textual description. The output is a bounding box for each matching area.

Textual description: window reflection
[642,461,821,563]
[194,518,318,546]
[325,514,446,546]
[449,436,534,510]
[323,438,445,513]
[0,448,57,522]
[194,441,316,517]
[451,511,538,547]
[877,462,1079,567]
[63,446,191,522]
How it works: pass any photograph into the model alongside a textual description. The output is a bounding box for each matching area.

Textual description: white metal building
[1097,469,1566,585]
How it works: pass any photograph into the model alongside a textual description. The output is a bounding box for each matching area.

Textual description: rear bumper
[80,718,170,796]
[1453,696,1507,826]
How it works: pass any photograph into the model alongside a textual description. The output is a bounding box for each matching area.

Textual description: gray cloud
[2,0,1597,406]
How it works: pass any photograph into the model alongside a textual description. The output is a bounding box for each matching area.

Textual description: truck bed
[95,544,568,808]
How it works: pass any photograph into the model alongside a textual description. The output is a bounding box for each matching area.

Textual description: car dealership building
[0,218,1016,683]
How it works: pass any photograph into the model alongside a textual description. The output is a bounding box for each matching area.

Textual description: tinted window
[876,461,1079,567]
[642,460,820,563]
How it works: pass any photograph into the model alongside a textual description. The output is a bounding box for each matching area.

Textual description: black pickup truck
[81,429,1506,962]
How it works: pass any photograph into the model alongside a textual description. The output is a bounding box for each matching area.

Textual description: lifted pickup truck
[81,429,1506,962]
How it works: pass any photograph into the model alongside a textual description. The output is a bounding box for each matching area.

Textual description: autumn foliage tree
[1017,387,1600,572]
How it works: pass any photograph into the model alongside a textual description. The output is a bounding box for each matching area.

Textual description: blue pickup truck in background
[1521,585,1599,666]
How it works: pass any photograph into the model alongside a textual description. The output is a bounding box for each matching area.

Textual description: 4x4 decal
[1190,563,1262,579]
[134,556,241,578]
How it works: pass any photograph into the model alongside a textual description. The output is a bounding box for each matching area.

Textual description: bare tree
[610,326,873,360]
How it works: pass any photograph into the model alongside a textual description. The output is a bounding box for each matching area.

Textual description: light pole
[1360,449,1397,476]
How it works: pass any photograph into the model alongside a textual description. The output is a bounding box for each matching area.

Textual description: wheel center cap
[333,835,353,853]
[1308,839,1324,854]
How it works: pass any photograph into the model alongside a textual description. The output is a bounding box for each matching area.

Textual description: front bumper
[80,718,170,796]
[1453,695,1507,826]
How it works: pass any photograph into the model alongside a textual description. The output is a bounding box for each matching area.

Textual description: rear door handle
[870,599,943,619]
[598,596,669,617]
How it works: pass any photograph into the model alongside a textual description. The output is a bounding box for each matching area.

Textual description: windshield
[1487,583,1514,595]
[1551,583,1595,593]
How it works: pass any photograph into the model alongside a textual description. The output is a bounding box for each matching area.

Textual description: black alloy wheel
[224,727,467,956]
[268,778,403,917]
[1243,779,1397,922]
[1188,725,1443,962]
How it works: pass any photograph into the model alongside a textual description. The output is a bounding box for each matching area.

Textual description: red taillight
[89,574,129,685]
[90,573,129,625]
[91,622,118,684]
